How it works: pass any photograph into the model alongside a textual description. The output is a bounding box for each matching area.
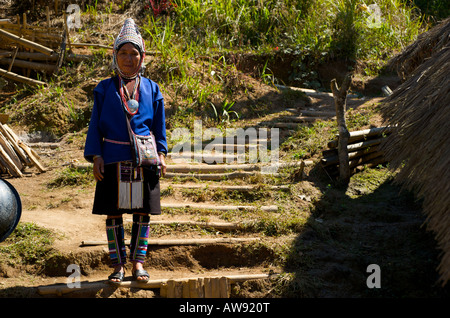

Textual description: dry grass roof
[380,17,450,286]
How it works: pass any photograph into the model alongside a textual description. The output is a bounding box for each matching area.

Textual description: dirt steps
[7,104,333,298]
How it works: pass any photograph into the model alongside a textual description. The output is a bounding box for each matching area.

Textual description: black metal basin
[0,179,22,242]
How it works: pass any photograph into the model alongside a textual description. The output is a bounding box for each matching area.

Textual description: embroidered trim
[104,138,131,145]
[117,162,144,209]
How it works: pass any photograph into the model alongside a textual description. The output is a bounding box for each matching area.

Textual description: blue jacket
[84,76,168,165]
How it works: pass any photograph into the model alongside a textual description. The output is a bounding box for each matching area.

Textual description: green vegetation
[138,0,424,129]
[1,0,429,135]
[47,166,94,189]
[1,0,447,297]
[146,0,423,75]
[0,223,56,267]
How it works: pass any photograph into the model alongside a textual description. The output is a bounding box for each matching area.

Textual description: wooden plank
[203,278,212,298]
[182,280,190,298]
[188,279,199,298]
[219,277,229,298]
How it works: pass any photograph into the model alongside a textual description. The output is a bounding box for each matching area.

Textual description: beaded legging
[106,214,150,266]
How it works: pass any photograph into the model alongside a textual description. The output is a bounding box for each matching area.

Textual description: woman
[84,18,167,284]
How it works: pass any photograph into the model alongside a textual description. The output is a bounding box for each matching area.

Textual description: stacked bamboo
[321,126,394,177]
[0,12,64,86]
[0,121,46,177]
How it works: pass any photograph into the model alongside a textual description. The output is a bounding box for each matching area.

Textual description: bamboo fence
[321,126,394,178]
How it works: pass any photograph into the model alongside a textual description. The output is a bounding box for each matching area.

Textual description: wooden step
[37,273,279,297]
[80,237,260,247]
[161,202,278,212]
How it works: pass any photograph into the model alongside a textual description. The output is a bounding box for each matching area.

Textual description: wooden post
[63,12,72,52]
[8,47,18,72]
[331,74,352,184]
[46,6,50,30]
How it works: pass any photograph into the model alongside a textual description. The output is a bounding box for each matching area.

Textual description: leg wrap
[106,217,127,266]
[129,214,150,263]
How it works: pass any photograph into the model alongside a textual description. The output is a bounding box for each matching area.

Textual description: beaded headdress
[112,18,146,79]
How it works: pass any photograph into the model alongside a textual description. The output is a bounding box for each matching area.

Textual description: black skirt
[92,162,161,216]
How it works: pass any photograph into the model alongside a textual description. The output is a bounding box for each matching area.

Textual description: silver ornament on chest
[127,99,139,113]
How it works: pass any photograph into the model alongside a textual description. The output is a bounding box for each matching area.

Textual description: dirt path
[3,90,447,299]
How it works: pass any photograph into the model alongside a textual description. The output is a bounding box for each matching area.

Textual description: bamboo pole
[0,67,46,86]
[280,115,336,122]
[80,237,259,247]
[0,124,31,166]
[166,161,305,173]
[0,28,55,56]
[7,47,18,72]
[46,6,50,31]
[3,124,46,172]
[0,51,59,61]
[0,25,62,42]
[149,220,241,230]
[300,110,337,117]
[349,151,383,168]
[271,119,329,129]
[0,58,56,73]
[37,273,277,296]
[0,52,12,58]
[321,145,381,167]
[327,126,394,148]
[322,137,383,158]
[0,142,22,177]
[162,184,290,191]
[0,132,23,170]
[164,171,264,180]
[168,152,238,163]
[161,202,278,212]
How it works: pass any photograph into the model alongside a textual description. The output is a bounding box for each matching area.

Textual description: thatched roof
[386,17,450,80]
[380,18,450,286]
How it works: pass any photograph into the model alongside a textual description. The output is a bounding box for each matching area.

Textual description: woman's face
[116,43,141,76]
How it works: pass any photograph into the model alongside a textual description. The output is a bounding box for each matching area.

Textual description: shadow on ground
[282,164,450,298]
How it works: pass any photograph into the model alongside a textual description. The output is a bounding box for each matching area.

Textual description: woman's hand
[159,153,167,177]
[93,156,104,181]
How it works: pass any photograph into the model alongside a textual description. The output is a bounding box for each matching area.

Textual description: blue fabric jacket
[84,76,168,165]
